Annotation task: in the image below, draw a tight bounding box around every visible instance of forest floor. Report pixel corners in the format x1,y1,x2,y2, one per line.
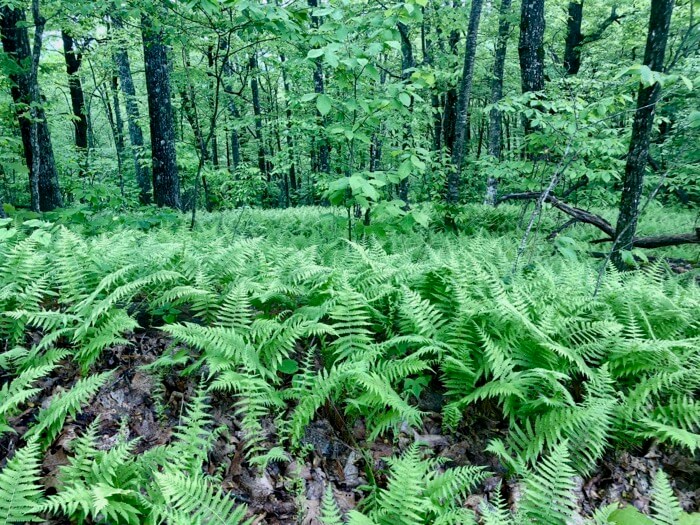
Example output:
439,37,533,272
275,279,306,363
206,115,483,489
2,327,698,524
1,205,699,524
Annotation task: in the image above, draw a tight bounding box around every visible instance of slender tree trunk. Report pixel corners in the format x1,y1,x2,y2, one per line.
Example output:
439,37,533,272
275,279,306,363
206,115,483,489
249,54,268,184
446,0,483,204
519,0,546,137
112,17,151,203
485,0,513,205
442,26,460,153
563,1,583,75
222,53,242,172
611,0,674,270
397,21,415,208
141,12,179,209
206,46,219,167
280,54,297,199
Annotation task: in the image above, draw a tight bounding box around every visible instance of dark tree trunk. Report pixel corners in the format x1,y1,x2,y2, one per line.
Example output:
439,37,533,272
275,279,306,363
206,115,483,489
0,4,62,211
612,0,674,270
141,13,179,209
485,0,513,205
113,17,151,204
446,0,483,204
563,2,583,75
519,0,546,136
61,31,89,151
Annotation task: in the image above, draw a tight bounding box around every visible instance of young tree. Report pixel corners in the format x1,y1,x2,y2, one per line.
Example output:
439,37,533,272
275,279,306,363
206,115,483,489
141,11,180,209
611,0,674,269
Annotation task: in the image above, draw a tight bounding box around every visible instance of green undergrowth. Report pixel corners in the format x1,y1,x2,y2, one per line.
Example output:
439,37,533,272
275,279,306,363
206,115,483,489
0,206,698,524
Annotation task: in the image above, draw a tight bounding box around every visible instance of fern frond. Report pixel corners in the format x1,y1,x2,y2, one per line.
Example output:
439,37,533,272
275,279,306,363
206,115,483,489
0,440,44,523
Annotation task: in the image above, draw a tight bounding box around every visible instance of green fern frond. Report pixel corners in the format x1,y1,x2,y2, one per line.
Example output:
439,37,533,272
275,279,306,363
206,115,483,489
0,440,44,524
155,472,250,525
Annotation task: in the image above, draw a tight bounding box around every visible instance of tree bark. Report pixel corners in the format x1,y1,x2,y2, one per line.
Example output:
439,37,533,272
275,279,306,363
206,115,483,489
611,0,674,269
446,0,483,204
0,4,62,211
141,12,179,209
485,0,513,205
61,31,89,151
518,0,545,137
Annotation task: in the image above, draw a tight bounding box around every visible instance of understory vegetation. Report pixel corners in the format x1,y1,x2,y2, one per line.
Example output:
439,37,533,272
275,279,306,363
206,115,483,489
1,207,698,524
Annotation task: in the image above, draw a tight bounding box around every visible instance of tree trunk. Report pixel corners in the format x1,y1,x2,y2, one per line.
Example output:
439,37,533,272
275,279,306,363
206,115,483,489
206,46,219,167
0,4,62,211
611,0,674,270
249,54,268,183
485,0,513,205
61,31,89,152
563,1,583,75
141,12,179,209
446,0,483,204
518,0,546,137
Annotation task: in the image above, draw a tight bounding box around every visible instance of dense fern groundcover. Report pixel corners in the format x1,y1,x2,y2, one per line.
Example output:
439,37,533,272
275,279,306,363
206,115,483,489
0,207,698,524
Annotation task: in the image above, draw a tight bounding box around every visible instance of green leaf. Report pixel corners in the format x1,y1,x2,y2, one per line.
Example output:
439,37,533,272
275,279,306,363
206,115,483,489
279,359,299,375
640,66,654,87
300,93,318,102
317,94,332,116
307,48,324,59
398,159,412,180
398,92,411,107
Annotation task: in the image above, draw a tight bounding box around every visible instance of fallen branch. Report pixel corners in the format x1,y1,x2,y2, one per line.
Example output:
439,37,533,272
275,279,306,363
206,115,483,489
592,229,700,248
498,192,700,249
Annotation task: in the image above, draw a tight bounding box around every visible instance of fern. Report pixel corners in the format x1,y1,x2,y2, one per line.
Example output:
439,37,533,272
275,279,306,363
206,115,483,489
0,440,44,524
